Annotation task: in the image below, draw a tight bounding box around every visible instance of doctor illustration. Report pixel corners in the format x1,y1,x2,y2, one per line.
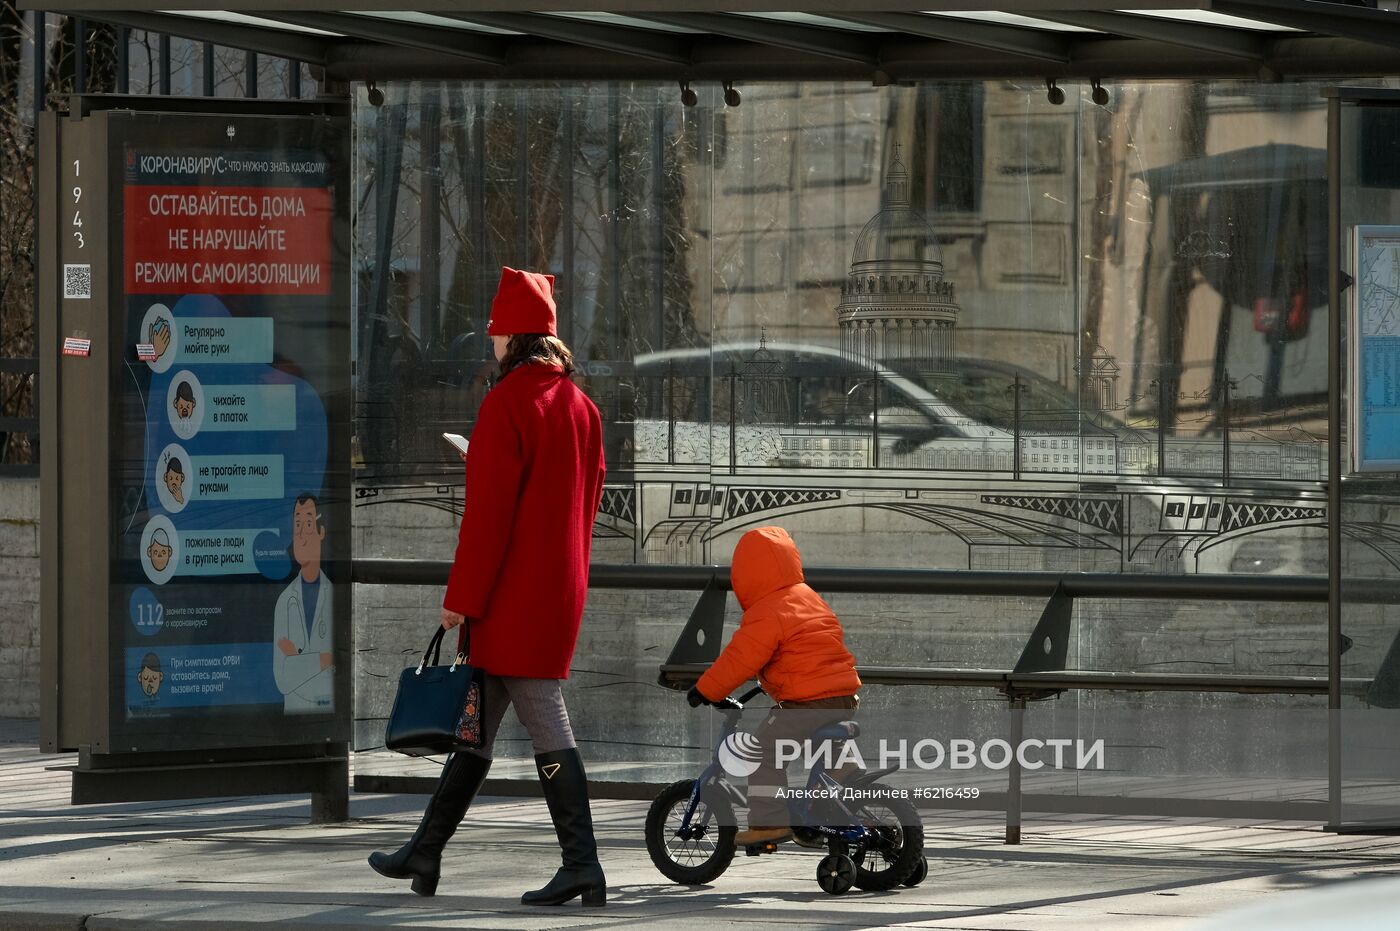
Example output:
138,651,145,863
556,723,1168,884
272,493,334,714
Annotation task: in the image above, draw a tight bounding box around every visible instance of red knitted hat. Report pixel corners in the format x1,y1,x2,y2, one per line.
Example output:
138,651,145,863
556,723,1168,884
488,266,557,337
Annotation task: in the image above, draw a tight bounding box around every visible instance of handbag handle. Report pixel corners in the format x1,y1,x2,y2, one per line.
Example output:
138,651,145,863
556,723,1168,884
416,623,471,675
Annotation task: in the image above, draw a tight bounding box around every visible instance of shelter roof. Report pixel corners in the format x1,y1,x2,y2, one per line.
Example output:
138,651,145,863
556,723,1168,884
22,1,1400,82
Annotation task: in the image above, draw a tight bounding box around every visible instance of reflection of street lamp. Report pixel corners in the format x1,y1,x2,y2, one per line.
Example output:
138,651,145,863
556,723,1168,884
845,377,880,469
666,360,676,466
1218,370,1239,486
1006,374,1026,480
1149,377,1167,477
727,363,738,476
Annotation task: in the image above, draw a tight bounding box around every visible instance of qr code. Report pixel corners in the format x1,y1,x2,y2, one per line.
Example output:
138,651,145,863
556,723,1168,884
63,264,92,300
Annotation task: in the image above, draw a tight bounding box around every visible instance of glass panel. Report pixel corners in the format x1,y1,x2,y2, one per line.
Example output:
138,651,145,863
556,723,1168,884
125,30,159,96
1,12,38,466
1338,98,1400,829
350,80,1341,802
211,44,244,97
166,37,201,97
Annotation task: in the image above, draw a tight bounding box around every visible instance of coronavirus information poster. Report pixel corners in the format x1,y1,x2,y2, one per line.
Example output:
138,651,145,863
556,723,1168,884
103,112,350,751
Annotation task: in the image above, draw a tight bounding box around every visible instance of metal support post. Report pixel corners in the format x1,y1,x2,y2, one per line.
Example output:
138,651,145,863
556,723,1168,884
1326,91,1343,831
1006,696,1026,844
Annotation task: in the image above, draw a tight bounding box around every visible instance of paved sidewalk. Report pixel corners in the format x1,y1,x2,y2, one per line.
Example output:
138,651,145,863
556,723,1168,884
4,719,1400,930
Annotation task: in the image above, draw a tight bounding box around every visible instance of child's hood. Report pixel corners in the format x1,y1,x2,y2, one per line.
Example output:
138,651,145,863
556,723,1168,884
730,526,804,610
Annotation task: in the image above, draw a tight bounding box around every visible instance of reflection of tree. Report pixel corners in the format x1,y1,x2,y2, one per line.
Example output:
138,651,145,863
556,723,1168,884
0,9,121,465
0,9,105,464
355,84,706,482
1136,84,1208,437
46,16,119,98
0,0,32,463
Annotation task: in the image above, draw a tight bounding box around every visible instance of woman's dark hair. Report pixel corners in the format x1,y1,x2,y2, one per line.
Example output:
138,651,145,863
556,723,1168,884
498,334,575,378
175,381,195,404
165,457,184,476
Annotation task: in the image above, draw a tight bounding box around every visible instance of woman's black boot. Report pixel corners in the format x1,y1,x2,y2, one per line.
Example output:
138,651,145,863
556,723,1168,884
368,752,491,896
521,748,607,907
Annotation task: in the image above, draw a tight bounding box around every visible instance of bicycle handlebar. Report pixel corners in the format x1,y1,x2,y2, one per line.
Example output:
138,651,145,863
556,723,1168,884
736,685,766,704
708,684,766,712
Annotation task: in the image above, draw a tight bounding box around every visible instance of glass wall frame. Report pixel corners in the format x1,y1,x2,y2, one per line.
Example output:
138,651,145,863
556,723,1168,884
351,79,1359,804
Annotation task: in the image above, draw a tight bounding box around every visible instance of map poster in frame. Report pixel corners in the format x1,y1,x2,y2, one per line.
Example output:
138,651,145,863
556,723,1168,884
1350,225,1400,473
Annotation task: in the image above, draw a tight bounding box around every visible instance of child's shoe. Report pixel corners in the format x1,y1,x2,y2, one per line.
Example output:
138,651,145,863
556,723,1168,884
736,826,793,845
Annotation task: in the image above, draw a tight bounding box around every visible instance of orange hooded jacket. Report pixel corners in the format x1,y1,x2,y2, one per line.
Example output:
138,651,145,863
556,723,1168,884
696,526,862,704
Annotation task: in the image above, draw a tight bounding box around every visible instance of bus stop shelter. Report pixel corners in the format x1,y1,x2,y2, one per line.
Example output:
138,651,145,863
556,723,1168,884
20,0,1400,838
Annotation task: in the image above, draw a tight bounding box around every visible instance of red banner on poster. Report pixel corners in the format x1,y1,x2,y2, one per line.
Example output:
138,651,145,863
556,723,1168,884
124,185,332,296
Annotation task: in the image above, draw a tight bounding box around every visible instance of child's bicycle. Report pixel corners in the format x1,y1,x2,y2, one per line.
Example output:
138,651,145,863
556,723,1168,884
645,685,928,896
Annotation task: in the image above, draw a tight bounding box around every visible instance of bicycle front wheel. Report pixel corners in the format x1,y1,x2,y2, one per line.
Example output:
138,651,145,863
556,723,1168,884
645,779,738,885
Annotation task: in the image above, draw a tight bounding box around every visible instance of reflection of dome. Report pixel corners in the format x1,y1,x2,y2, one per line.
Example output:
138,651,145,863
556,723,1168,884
849,157,944,269
837,149,960,372
850,205,943,267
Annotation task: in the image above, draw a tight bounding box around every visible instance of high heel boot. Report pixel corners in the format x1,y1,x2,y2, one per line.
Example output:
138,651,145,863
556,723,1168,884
520,748,606,907
368,752,491,896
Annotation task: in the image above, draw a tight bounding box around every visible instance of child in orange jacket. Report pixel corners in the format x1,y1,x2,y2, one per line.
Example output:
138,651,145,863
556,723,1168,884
688,525,861,845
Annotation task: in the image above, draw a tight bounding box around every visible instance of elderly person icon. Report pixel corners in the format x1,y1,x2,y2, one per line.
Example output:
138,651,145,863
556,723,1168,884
147,528,173,574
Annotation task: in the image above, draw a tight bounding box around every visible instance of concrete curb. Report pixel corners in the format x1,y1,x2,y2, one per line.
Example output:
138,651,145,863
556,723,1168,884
0,913,88,931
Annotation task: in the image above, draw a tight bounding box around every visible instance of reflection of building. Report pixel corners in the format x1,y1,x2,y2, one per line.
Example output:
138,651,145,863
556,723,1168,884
736,334,790,423
1078,342,1122,412
837,151,960,373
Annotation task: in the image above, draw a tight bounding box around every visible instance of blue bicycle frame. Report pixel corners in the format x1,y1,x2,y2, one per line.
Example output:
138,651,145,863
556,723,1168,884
675,686,895,848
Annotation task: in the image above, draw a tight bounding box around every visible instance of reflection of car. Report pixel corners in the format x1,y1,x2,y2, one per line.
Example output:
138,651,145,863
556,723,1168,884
626,341,1140,477
615,341,1333,584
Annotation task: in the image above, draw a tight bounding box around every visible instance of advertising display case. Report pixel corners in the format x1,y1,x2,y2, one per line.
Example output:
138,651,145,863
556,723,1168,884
39,98,352,814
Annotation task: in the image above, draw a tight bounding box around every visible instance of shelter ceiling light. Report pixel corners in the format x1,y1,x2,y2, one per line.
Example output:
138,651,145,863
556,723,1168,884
1091,78,1110,106
723,80,741,107
366,80,385,107
679,80,697,107
1045,77,1065,106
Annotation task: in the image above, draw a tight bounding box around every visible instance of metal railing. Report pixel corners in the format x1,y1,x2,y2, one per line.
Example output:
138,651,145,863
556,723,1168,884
352,559,1376,841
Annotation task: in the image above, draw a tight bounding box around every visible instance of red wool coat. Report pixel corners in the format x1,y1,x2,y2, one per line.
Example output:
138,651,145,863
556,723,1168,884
444,364,605,678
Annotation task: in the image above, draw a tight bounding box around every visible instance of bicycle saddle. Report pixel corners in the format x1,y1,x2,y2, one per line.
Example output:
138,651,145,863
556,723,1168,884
811,720,860,742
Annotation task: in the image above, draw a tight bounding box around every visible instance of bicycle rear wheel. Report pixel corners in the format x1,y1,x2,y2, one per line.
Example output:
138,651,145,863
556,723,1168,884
850,788,924,891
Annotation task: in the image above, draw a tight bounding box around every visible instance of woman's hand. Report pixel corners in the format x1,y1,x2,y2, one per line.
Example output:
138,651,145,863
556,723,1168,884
441,607,467,630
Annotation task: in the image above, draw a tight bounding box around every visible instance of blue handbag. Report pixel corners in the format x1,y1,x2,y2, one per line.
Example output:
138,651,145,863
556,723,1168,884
384,625,485,756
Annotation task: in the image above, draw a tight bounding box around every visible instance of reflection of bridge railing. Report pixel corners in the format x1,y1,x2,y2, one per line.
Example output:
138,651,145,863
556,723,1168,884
353,560,1386,842
625,415,1325,480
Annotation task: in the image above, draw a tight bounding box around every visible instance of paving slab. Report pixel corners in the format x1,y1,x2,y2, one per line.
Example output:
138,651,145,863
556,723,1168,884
4,719,1400,930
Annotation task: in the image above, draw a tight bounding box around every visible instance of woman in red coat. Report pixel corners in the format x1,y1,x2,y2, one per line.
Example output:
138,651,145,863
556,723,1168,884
369,267,607,907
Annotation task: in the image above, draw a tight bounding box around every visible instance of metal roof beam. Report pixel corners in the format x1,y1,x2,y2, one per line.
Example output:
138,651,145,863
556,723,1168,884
320,34,1400,82
827,12,1069,63
23,2,1198,11
1032,10,1265,59
55,9,331,63
1210,0,1400,51
627,12,880,66
438,11,690,65
254,12,505,66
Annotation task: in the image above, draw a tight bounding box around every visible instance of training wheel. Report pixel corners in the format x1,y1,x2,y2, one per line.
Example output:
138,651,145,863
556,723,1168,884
817,853,856,896
901,854,928,888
